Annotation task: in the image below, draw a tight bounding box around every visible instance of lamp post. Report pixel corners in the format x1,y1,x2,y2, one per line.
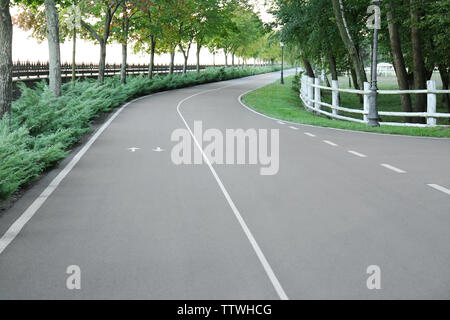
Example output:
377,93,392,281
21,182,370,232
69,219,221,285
367,0,381,127
280,41,284,84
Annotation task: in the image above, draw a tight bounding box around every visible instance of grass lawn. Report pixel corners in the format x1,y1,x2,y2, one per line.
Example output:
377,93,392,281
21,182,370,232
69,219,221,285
242,75,450,138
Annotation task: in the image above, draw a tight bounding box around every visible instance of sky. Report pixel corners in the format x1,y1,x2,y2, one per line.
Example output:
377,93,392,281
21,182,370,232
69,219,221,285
11,1,274,65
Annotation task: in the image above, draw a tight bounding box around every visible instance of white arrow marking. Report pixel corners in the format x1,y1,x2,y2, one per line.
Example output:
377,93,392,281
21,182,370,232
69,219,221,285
127,147,140,152
152,147,165,152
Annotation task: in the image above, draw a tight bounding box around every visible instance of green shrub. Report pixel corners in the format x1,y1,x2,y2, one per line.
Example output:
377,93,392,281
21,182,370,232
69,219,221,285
0,66,280,201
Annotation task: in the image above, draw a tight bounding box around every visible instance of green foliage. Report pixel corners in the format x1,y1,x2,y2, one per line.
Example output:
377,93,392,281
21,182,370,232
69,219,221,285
0,66,280,202
291,72,302,92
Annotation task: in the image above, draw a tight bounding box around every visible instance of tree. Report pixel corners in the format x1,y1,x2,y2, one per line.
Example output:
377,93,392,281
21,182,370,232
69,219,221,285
131,0,162,78
0,0,12,120
110,0,137,84
15,0,64,96
62,1,81,86
79,0,123,84
330,0,367,91
385,0,412,117
44,0,62,96
409,0,427,119
192,0,223,72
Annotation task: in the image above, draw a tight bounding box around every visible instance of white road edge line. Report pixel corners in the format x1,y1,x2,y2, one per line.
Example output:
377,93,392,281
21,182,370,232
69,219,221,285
289,126,299,130
427,184,450,195
304,132,316,137
176,85,289,301
348,150,367,158
0,93,152,255
323,140,338,147
380,164,407,174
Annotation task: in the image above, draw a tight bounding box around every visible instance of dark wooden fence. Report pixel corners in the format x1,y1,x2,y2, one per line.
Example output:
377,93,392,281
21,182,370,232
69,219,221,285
12,61,266,81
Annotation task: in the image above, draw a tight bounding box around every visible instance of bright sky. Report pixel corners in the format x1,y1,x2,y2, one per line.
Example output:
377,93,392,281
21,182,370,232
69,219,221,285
11,1,274,65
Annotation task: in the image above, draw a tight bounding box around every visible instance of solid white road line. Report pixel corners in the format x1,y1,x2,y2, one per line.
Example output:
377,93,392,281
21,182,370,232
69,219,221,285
0,94,151,255
427,184,450,195
380,164,407,174
304,132,316,137
348,150,367,158
177,85,289,301
289,126,299,130
323,140,338,147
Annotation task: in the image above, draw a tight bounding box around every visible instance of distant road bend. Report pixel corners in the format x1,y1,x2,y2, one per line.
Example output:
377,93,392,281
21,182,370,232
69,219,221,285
0,70,449,299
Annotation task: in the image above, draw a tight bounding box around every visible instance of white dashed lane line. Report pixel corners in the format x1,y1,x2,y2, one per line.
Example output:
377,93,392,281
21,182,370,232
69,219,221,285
304,132,316,137
277,121,285,125
380,164,407,174
348,150,367,158
427,184,450,195
323,140,338,147
289,126,299,130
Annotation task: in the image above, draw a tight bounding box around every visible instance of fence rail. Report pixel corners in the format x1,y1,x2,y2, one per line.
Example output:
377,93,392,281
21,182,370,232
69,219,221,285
299,74,450,127
12,61,265,81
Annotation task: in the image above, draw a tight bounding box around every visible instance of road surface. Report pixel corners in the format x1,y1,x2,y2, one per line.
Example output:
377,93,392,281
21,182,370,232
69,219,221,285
0,70,449,299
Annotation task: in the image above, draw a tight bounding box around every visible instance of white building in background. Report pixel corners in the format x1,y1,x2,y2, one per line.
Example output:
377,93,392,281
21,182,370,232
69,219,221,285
365,62,397,77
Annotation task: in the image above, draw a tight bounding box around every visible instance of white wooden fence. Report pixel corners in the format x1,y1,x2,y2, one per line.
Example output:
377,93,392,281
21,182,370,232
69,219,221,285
299,74,450,127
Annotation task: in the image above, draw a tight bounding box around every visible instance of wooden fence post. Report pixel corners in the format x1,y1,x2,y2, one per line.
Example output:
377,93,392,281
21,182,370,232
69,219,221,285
314,78,321,113
307,77,314,109
332,80,339,117
427,80,437,126
363,82,370,123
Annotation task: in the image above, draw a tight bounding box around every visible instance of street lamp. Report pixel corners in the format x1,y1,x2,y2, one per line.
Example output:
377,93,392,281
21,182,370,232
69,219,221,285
280,41,284,85
367,0,381,127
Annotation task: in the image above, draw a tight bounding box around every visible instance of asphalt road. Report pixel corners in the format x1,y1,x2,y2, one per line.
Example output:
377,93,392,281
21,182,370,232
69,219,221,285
0,70,449,299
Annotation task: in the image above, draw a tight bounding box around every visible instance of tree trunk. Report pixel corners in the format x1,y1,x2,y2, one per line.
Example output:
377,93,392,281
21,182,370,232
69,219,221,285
331,0,367,89
169,49,175,75
232,53,235,66
183,55,188,74
350,65,363,104
439,66,450,117
196,45,201,73
328,54,340,104
350,67,359,89
328,54,338,81
72,26,76,86
179,45,187,74
120,43,127,84
224,49,228,66
0,0,12,120
409,0,427,121
386,0,413,121
120,15,129,85
98,9,113,84
302,58,314,77
98,41,106,84
44,0,62,97
148,37,155,79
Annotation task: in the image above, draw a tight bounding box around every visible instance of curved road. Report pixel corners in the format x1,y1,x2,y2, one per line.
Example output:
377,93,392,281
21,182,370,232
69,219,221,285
0,71,449,299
